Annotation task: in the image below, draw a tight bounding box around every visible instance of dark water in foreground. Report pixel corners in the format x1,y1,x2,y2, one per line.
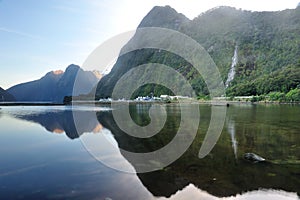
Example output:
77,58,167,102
0,104,299,200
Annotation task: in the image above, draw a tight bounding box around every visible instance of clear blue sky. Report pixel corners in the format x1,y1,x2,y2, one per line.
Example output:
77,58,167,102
0,0,299,89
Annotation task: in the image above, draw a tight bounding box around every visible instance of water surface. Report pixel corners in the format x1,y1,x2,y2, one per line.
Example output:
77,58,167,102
0,104,299,199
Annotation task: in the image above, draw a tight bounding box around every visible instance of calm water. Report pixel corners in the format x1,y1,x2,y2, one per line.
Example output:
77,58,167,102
0,104,299,200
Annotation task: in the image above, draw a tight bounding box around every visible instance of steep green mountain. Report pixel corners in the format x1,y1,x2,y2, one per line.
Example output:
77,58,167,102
96,6,300,98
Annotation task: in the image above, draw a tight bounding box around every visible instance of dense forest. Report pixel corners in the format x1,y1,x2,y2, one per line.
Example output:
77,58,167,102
95,6,300,101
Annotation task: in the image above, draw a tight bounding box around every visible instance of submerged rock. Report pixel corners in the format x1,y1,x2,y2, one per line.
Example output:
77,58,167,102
244,153,266,163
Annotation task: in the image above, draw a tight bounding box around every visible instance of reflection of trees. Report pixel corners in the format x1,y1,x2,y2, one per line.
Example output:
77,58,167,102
97,104,300,198
98,104,182,153
7,104,299,198
13,110,101,139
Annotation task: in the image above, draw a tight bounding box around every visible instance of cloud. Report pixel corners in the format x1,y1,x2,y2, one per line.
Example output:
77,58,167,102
0,164,47,177
0,27,42,40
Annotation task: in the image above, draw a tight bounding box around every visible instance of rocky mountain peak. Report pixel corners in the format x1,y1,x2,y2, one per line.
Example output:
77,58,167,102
138,5,189,29
52,70,64,75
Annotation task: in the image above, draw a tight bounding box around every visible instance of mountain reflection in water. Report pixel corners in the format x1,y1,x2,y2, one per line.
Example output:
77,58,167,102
8,106,106,139
2,104,299,199
96,104,300,198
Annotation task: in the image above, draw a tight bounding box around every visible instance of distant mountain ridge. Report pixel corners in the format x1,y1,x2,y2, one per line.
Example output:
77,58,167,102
8,64,100,103
96,5,300,98
0,87,15,101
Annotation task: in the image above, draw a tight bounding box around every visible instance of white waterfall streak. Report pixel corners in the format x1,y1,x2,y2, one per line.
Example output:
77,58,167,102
225,45,238,88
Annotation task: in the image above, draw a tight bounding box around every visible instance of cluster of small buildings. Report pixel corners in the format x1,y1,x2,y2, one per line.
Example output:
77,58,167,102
135,95,190,101
98,95,191,102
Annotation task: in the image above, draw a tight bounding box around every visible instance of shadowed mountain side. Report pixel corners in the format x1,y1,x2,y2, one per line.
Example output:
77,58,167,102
8,64,100,103
13,110,102,139
0,87,15,101
96,104,300,198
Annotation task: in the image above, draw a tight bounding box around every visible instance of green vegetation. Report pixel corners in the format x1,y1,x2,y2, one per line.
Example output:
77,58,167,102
268,92,286,102
131,83,174,99
243,88,300,103
226,67,300,98
286,88,300,101
96,6,300,102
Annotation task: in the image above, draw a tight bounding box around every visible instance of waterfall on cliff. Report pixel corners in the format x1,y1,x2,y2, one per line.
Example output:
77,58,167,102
225,45,238,88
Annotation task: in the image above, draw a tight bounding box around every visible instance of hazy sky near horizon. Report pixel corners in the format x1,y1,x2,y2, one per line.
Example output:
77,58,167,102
0,0,299,89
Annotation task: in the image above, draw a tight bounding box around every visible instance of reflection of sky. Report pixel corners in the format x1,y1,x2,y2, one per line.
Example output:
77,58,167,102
0,114,154,199
156,184,298,200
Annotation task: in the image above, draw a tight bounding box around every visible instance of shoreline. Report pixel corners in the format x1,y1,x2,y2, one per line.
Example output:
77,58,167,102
0,100,299,107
